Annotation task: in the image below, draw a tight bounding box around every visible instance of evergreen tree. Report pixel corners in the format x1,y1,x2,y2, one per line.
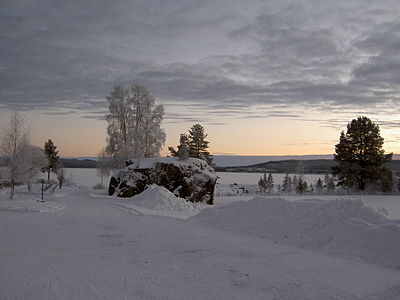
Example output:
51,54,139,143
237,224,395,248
324,174,331,188
43,139,59,181
282,173,292,192
188,123,212,164
292,175,299,190
332,117,392,191
326,176,336,192
296,176,308,194
169,134,189,160
265,173,274,193
176,134,189,160
258,173,267,193
316,178,323,193
377,167,394,193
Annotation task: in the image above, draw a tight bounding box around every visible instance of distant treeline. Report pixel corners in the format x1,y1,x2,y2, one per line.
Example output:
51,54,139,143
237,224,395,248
214,159,400,175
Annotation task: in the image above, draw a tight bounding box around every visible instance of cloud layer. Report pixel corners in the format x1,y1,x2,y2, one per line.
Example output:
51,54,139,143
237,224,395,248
1,0,400,124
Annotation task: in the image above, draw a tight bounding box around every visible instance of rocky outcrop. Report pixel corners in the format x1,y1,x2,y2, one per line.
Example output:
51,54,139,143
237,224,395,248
109,157,217,204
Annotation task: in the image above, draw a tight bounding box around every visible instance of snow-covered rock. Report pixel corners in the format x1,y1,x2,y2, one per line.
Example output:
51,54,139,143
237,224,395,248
109,157,217,204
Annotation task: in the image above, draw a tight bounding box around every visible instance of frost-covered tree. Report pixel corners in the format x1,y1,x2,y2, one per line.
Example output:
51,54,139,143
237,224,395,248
20,145,46,192
282,173,292,192
292,175,299,190
265,173,274,194
258,173,267,193
296,176,308,194
169,134,190,161
316,178,323,193
105,86,132,165
188,124,212,164
43,139,59,181
332,116,392,191
97,148,112,187
378,168,394,193
324,175,336,192
105,85,165,166
56,168,66,189
176,134,189,160
0,112,30,199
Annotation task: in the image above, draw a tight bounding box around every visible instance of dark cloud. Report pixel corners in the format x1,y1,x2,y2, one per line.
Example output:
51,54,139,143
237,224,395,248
1,0,400,122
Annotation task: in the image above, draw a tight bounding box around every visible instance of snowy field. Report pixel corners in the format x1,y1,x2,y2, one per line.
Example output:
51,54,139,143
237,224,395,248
0,170,400,299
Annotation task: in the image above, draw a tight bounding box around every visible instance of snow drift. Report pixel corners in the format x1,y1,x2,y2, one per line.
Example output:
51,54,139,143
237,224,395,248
192,197,400,268
117,184,207,219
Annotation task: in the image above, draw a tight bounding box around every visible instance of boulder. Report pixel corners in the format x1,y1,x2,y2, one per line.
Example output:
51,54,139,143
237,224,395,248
109,157,217,204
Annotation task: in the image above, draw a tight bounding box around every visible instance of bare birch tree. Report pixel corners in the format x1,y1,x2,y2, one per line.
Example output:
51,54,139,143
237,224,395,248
0,112,30,199
105,84,165,166
97,148,112,187
20,145,46,192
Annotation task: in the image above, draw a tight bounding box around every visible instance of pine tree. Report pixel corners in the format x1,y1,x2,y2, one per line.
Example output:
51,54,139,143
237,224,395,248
326,176,336,192
258,173,267,193
176,134,189,160
282,173,292,192
378,168,394,193
169,134,189,160
265,173,274,193
43,139,59,181
332,116,392,191
292,175,299,190
316,178,323,193
296,176,308,194
188,124,212,164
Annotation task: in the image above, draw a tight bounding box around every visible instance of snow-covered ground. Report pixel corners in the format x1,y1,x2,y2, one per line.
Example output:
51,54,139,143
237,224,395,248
1,179,400,299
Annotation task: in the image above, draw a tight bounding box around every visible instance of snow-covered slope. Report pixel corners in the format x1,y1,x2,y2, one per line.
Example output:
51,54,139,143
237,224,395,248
192,196,400,268
1,184,400,299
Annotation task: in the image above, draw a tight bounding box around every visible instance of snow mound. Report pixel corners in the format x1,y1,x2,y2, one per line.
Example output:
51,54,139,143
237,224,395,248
192,197,400,268
116,184,207,219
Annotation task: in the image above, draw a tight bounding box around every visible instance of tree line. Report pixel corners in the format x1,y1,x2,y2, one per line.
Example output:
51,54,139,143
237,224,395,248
258,173,336,194
1,84,396,197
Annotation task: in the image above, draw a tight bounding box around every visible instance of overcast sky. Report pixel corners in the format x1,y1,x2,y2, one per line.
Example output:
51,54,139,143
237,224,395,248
1,0,400,156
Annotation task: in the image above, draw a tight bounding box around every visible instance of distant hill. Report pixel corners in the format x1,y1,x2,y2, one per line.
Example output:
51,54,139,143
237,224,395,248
60,158,97,168
214,159,400,175
212,154,400,167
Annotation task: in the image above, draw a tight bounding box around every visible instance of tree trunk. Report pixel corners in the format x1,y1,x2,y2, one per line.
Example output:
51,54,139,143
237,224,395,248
10,180,15,199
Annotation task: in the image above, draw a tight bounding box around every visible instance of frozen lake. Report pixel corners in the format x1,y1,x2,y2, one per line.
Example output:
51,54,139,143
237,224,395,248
62,168,325,188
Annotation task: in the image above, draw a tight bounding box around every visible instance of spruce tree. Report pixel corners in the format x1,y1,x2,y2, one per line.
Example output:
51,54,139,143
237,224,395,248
332,116,392,191
316,178,323,193
296,176,307,194
43,139,59,181
282,173,292,192
258,173,267,193
265,173,274,193
176,134,189,160
188,124,212,164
